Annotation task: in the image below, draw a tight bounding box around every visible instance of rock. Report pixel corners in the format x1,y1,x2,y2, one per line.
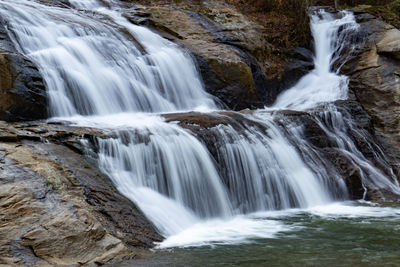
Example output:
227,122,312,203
21,208,131,265
279,47,315,93
376,28,400,60
0,122,162,266
323,150,365,199
0,25,47,122
341,12,400,175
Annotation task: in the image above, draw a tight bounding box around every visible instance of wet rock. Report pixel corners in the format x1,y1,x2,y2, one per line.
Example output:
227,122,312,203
0,25,47,121
279,47,315,93
341,12,400,175
324,150,365,199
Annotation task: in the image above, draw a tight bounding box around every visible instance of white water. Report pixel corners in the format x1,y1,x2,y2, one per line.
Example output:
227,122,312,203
1,0,399,248
273,11,359,110
210,121,333,212
316,107,400,196
0,0,215,117
160,201,400,248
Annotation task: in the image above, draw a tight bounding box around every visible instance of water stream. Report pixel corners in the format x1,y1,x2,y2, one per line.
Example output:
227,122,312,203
1,0,399,258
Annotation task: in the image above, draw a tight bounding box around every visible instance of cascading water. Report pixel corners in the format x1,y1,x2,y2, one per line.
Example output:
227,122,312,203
269,10,400,198
273,10,358,110
0,0,215,116
315,106,400,197
1,0,399,248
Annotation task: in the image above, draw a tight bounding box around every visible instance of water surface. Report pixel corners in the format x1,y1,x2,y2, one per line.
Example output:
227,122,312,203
127,202,400,266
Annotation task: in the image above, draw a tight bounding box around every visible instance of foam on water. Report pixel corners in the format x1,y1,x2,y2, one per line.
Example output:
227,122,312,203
158,215,289,248
308,202,400,218
158,201,400,248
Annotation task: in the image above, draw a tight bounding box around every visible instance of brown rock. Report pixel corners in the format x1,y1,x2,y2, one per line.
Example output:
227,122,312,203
0,122,163,266
342,13,400,175
21,208,131,265
376,28,400,60
125,5,264,109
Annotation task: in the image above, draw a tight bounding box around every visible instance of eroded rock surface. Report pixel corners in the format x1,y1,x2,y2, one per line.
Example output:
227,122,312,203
0,122,162,266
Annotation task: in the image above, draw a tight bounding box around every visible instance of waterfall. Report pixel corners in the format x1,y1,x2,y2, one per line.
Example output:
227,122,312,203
273,11,359,110
1,0,399,247
0,0,216,117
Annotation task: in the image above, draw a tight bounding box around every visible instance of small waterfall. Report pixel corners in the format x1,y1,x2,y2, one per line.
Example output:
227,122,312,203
207,119,334,212
315,106,400,197
0,0,215,117
1,0,399,247
273,11,359,110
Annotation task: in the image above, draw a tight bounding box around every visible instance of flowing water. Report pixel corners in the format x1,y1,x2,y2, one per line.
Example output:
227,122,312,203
1,0,399,265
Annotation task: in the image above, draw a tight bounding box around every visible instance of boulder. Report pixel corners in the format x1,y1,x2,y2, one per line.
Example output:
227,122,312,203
0,25,47,121
279,47,315,94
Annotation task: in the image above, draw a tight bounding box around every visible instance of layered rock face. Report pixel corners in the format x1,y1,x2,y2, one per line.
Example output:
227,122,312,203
0,123,162,266
342,10,400,174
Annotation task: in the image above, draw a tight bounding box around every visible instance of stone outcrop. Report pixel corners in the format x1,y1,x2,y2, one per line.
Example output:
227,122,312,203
342,11,400,175
377,28,400,60
0,122,162,266
0,26,48,121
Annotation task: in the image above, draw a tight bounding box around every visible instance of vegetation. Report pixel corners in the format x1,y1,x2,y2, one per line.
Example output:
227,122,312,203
339,0,394,5
227,0,399,50
361,0,400,28
337,0,400,29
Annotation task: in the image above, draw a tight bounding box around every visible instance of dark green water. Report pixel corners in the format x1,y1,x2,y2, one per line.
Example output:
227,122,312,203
117,202,400,266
